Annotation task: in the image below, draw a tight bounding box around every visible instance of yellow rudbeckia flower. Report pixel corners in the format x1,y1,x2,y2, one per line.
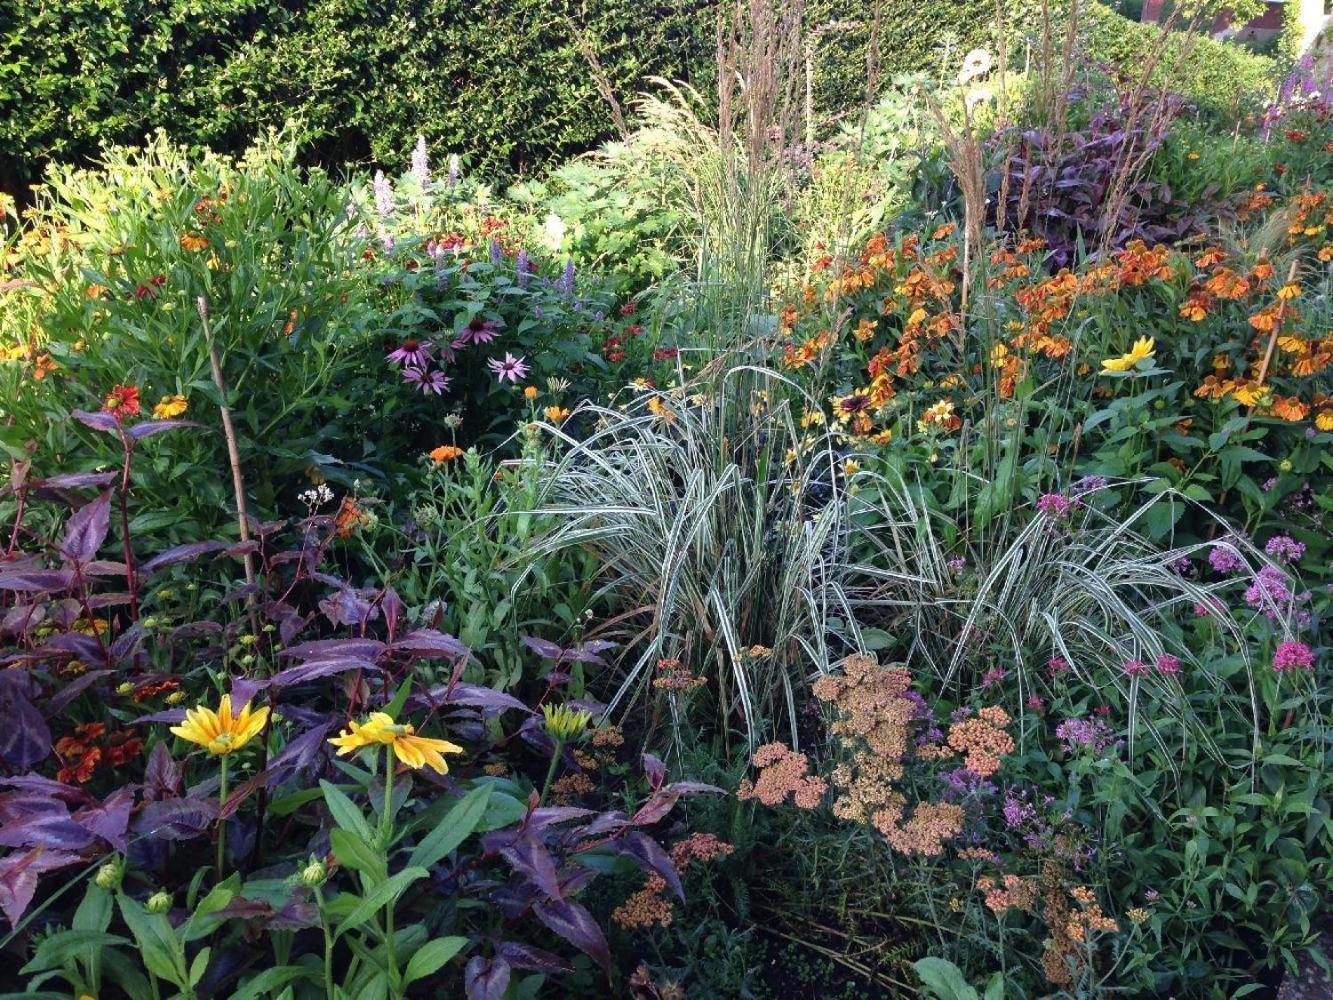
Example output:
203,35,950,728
1100,336,1155,373
329,712,463,774
170,695,269,755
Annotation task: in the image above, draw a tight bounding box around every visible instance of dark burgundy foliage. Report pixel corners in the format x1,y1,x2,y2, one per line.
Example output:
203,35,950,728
989,86,1211,268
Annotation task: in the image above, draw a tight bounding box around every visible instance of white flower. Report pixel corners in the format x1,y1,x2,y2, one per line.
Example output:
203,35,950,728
543,212,567,252
957,48,993,84
965,85,995,110
298,484,334,510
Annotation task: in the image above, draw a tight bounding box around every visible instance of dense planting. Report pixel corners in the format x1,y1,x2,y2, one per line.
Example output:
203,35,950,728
0,3,1329,997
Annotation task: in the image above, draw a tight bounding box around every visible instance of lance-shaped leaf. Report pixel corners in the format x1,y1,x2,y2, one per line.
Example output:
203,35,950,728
0,569,75,593
496,940,572,974
71,410,124,434
0,673,50,769
268,656,379,689
126,419,192,440
0,847,82,928
532,898,610,971
617,831,684,901
392,628,470,661
141,541,228,574
464,956,511,1000
59,491,112,564
280,638,386,661
499,835,563,901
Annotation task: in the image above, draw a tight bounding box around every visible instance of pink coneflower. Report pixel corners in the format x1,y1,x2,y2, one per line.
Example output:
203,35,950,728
453,316,502,349
1155,654,1181,676
387,339,435,368
1123,659,1149,678
1272,640,1314,674
402,366,451,395
487,353,529,384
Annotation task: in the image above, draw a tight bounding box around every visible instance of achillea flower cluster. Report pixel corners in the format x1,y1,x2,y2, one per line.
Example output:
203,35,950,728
945,706,1014,778
612,834,734,930
978,872,1038,914
652,658,706,693
872,795,965,856
736,743,826,808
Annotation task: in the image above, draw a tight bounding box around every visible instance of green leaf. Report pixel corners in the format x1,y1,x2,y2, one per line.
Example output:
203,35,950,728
321,779,374,840
231,964,315,1000
117,895,188,986
21,930,130,974
333,867,428,938
189,946,211,988
407,783,492,870
913,957,978,1000
403,936,468,986
331,827,388,882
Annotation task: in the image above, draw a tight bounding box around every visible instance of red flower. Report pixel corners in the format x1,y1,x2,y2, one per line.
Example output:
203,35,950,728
102,384,141,420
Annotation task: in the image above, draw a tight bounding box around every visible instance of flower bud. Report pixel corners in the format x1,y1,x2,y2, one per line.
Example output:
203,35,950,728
166,690,186,706
146,890,172,914
239,634,257,647
1279,459,1293,473
116,681,135,696
95,858,124,891
240,654,255,667
299,858,329,887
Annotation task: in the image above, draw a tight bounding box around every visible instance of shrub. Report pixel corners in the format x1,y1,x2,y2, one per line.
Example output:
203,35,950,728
1080,1,1279,118
0,135,381,542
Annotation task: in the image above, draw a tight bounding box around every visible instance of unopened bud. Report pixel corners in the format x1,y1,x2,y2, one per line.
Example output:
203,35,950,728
95,858,124,890
146,890,172,914
299,859,328,887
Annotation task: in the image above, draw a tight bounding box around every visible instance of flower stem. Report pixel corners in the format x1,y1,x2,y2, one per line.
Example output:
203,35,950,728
380,750,395,847
216,756,229,882
315,885,334,996
539,739,564,806
381,749,399,992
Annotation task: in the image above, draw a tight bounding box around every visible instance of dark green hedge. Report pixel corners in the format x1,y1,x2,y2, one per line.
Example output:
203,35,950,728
0,0,1276,197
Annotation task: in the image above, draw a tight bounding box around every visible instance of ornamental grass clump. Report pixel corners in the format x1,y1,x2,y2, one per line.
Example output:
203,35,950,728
528,363,850,750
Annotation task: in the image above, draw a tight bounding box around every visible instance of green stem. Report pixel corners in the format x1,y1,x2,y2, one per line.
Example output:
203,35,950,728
380,751,395,847
381,749,399,992
315,885,335,997
216,756,229,882
539,739,565,806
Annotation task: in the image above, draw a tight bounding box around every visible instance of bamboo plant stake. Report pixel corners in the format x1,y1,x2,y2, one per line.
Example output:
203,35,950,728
197,296,258,594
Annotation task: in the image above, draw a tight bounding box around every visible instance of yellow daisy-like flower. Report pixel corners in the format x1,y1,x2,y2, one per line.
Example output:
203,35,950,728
1100,336,1155,373
328,712,463,774
152,394,188,419
170,695,269,755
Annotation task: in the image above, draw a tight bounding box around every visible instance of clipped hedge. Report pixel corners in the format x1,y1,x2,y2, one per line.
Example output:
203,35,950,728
1081,1,1278,117
0,0,1279,197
